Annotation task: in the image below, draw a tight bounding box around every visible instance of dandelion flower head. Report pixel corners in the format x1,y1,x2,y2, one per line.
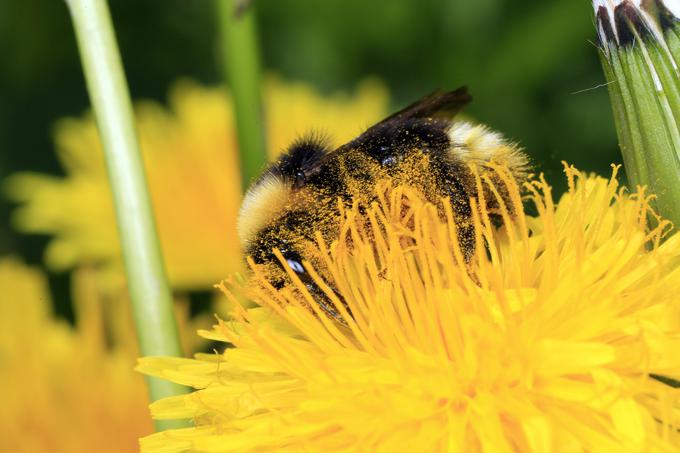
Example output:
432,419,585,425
0,258,152,452
139,165,680,451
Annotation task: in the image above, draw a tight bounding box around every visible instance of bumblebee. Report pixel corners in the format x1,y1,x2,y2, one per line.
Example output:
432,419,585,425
237,88,529,317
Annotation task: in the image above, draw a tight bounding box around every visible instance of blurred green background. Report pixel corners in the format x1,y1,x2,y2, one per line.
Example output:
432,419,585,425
0,0,616,299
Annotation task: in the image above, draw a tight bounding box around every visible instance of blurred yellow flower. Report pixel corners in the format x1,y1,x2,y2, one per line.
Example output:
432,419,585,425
0,258,151,452
139,166,680,451
5,76,389,290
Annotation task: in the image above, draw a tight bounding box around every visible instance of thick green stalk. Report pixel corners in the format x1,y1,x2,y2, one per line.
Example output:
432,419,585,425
217,0,268,191
65,0,187,431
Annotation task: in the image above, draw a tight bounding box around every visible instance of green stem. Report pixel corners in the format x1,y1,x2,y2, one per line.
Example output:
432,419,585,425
217,0,268,191
65,0,187,431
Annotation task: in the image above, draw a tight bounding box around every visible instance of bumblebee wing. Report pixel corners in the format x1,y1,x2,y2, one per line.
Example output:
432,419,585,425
333,87,471,166
336,87,472,156
367,87,471,129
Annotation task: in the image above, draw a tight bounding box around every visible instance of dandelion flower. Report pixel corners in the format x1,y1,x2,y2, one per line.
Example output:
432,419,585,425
0,258,152,452
139,165,680,451
5,77,389,290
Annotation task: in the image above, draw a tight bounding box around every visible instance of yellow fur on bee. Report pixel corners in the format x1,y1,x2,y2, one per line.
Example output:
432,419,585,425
238,175,292,247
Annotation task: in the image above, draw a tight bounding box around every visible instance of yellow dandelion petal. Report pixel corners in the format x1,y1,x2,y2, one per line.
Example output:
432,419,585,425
139,165,680,451
5,77,389,290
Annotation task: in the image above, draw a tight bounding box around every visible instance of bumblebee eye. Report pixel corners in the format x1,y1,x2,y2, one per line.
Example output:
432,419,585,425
286,258,305,275
276,249,349,323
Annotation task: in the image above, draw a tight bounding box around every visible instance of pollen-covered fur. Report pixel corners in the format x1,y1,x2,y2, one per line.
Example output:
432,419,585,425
237,87,530,320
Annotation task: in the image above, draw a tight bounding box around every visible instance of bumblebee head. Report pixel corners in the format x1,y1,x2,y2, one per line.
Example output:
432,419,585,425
237,134,331,249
